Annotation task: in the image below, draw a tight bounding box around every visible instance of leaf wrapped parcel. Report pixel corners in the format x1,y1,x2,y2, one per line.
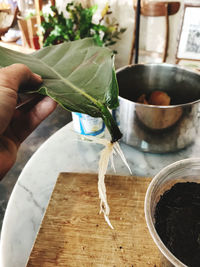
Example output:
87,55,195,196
0,38,122,142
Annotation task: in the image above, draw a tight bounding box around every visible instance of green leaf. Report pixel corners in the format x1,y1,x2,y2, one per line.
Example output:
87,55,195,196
89,4,98,14
0,38,122,142
93,34,104,47
66,18,73,29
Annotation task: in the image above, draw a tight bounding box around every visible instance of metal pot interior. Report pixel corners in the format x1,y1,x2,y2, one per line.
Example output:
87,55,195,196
117,63,200,106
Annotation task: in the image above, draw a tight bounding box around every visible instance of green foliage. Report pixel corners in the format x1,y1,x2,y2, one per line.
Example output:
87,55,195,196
0,38,122,142
41,2,126,51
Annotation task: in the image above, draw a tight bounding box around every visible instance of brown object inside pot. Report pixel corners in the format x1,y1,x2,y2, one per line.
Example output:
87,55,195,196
137,90,171,105
135,91,183,130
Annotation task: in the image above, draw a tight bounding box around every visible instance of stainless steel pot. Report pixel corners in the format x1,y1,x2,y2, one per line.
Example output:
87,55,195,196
116,63,200,153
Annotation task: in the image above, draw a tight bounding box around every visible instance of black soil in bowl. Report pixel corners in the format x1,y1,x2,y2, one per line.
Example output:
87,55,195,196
155,182,200,267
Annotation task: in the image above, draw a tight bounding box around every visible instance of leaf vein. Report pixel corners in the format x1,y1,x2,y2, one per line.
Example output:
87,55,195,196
30,52,100,106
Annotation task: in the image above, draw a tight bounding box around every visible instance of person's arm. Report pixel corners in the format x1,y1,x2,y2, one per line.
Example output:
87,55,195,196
0,63,57,179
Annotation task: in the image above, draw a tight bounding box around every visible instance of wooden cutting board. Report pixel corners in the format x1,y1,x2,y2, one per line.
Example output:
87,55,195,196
27,173,162,266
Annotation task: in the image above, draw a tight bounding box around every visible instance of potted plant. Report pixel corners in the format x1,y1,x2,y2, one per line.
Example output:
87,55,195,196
40,2,126,50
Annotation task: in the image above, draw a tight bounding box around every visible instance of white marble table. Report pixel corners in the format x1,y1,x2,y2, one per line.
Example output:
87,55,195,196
0,122,200,267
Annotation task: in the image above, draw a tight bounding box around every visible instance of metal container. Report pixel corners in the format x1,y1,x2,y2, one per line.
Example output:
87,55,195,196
145,158,200,266
116,63,200,153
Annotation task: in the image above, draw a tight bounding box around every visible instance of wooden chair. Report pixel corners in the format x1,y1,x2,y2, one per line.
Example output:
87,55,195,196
129,1,180,64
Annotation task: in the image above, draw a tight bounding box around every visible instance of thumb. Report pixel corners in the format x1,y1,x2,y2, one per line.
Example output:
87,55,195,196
0,63,42,91
0,64,42,134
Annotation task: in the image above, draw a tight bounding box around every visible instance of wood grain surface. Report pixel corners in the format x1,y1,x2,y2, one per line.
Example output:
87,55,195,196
27,173,162,266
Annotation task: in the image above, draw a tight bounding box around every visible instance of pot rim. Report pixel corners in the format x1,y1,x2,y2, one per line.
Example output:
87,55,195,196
144,157,200,267
117,63,200,109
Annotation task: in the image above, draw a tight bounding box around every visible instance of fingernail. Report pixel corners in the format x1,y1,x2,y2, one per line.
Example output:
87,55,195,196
33,73,42,82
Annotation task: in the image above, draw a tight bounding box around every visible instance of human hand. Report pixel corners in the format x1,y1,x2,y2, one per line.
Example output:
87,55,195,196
0,64,57,179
